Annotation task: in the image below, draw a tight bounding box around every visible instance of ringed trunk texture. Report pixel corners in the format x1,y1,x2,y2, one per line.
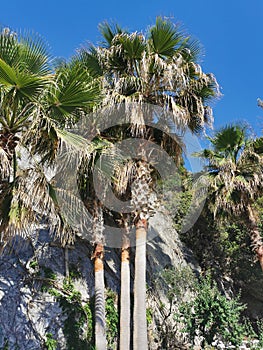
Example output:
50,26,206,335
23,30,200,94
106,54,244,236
120,242,130,350
133,219,148,350
94,243,107,350
247,206,263,272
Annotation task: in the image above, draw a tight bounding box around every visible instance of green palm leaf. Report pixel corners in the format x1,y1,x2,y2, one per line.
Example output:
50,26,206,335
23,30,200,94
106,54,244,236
0,28,19,67
98,22,125,47
0,58,48,101
15,72,48,100
78,46,103,77
0,28,51,76
0,58,17,85
208,124,247,164
46,65,100,121
149,16,184,58
56,128,91,149
252,137,263,154
182,38,203,63
118,33,146,60
18,32,51,76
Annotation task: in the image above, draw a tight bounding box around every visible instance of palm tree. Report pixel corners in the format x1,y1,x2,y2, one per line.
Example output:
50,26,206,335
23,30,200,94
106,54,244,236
0,28,110,350
0,27,100,248
77,140,117,350
196,124,263,271
0,27,53,245
80,17,219,349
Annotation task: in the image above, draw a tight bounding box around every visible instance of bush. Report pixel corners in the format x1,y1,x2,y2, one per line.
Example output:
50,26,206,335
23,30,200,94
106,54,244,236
177,274,246,347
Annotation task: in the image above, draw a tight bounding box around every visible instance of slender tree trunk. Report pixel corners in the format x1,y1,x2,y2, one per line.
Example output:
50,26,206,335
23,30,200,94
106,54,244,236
247,206,263,271
133,218,148,350
0,133,18,181
120,235,130,350
93,242,107,350
64,246,69,279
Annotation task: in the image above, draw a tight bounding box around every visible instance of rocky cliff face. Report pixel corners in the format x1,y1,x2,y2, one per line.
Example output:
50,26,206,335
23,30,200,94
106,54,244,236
1,208,261,350
0,208,199,349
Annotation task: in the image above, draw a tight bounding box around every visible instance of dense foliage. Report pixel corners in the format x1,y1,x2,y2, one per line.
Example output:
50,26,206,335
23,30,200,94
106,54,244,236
178,274,246,347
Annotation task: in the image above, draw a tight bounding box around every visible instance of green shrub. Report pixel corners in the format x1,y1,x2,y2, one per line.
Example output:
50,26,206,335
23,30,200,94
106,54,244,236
45,333,57,350
177,274,246,347
152,266,196,349
146,308,153,326
105,290,118,348
47,277,94,350
157,266,195,303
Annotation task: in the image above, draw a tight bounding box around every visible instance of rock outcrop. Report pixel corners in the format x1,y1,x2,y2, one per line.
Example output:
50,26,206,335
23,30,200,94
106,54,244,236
0,208,197,349
0,209,261,349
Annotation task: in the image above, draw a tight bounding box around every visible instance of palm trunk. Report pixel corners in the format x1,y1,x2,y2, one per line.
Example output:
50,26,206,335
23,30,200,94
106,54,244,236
247,206,263,271
0,133,18,181
93,242,107,350
120,235,130,350
133,218,148,350
64,246,69,279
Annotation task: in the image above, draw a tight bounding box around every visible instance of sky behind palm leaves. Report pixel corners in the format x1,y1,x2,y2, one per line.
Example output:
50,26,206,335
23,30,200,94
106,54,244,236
1,0,263,139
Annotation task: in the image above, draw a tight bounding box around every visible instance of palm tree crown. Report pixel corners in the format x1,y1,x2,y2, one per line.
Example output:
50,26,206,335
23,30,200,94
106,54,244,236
197,124,263,270
0,28,100,248
80,16,219,137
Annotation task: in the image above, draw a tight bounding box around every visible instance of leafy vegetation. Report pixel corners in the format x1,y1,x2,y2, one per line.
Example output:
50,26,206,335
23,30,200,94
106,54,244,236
151,266,196,349
50,278,94,350
177,274,246,347
105,290,119,348
44,333,57,350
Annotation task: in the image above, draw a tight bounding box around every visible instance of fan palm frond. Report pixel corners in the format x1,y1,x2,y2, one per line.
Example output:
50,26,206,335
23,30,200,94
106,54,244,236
148,16,184,58
98,21,125,48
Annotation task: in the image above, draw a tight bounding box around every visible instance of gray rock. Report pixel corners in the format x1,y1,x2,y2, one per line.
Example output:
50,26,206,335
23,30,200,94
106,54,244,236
0,209,260,349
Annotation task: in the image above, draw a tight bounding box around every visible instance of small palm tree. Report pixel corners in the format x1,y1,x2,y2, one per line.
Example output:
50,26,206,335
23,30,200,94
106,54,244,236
196,124,263,271
77,140,117,350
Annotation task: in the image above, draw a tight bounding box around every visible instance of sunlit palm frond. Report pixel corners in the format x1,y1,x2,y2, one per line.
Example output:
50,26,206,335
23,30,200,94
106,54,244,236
53,187,92,243
118,33,146,61
0,165,79,249
78,46,103,78
148,16,185,58
18,30,51,76
98,22,125,48
46,62,100,123
0,27,19,67
211,124,246,155
0,169,50,245
0,57,49,105
182,38,203,63
0,58,17,85
251,136,263,154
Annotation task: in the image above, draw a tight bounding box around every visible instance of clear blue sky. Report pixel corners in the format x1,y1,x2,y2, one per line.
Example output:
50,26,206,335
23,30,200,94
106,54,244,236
1,0,263,137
